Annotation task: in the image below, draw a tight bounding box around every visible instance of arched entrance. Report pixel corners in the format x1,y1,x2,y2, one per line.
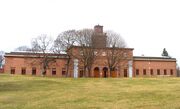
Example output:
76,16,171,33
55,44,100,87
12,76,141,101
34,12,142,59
103,67,108,78
94,67,100,77
111,68,117,78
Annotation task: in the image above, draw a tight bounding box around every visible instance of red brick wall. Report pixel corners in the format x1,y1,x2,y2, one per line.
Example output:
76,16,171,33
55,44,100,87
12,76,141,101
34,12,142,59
69,47,134,77
4,52,177,78
4,56,67,77
133,60,176,77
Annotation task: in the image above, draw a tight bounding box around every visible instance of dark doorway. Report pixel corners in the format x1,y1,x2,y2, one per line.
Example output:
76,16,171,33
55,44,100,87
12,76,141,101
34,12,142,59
103,67,108,78
79,70,84,77
21,68,26,75
124,69,128,77
94,67,100,77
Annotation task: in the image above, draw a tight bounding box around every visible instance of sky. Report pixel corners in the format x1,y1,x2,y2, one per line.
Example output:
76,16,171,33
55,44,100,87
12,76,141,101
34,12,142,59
0,0,180,64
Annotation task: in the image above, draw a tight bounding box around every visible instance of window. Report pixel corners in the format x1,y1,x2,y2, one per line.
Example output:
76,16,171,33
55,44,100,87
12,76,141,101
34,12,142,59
62,68,66,76
157,69,160,75
164,69,167,75
150,69,153,75
52,68,56,75
10,67,15,74
32,67,36,75
21,67,26,75
136,69,139,75
170,69,173,75
143,69,146,75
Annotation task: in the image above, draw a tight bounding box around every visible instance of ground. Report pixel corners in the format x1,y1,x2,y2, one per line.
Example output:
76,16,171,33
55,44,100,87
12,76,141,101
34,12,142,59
0,74,180,109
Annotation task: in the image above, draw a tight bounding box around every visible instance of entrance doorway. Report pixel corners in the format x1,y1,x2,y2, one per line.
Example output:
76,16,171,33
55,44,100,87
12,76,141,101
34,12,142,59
124,69,128,77
94,67,100,77
79,70,83,77
103,67,108,78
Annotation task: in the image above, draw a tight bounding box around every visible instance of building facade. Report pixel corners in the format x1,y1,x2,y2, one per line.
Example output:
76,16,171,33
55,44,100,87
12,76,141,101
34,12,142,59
133,56,176,77
4,52,68,77
3,25,177,77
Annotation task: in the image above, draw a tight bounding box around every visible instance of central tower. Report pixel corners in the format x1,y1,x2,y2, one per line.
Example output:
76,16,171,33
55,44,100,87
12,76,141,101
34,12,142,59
92,25,107,48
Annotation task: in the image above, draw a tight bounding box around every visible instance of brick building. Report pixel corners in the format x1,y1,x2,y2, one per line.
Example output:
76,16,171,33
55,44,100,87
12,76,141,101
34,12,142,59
4,25,177,77
133,56,176,77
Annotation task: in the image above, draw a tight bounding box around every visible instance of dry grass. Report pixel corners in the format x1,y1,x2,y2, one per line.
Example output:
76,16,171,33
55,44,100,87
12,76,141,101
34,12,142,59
0,74,180,109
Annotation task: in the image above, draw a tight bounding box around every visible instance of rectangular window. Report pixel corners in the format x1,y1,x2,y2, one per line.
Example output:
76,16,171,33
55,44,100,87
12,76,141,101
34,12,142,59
136,69,139,75
32,67,36,75
62,68,66,76
164,69,167,75
150,69,153,75
143,69,146,75
21,67,26,75
52,68,56,75
157,69,160,75
10,67,15,74
170,69,173,75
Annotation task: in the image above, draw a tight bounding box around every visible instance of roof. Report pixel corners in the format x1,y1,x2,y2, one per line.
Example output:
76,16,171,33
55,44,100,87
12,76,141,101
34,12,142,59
68,45,134,50
133,56,176,62
5,52,68,59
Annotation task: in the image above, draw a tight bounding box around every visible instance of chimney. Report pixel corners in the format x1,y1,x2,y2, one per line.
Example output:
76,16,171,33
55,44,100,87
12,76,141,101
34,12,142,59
94,25,103,33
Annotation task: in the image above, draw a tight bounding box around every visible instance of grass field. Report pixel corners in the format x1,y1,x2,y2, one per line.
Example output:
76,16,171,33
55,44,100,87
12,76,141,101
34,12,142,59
0,74,180,109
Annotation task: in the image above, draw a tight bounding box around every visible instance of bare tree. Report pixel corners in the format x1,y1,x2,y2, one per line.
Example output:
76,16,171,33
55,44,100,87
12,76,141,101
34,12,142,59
53,29,97,77
106,30,126,48
31,34,54,76
53,30,77,53
53,30,78,77
15,45,31,51
75,29,97,77
105,31,127,76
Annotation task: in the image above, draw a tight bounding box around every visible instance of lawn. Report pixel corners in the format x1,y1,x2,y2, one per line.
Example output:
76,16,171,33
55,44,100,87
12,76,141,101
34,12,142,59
0,74,180,109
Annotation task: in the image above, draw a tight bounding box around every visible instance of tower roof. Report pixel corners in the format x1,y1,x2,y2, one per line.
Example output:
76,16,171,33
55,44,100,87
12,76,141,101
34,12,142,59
94,24,103,33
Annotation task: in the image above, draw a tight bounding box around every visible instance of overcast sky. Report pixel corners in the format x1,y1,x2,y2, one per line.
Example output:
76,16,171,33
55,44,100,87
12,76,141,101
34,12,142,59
0,0,180,64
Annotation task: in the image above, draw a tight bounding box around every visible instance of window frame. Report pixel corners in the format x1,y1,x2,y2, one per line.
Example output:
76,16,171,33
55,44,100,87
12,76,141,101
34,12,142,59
10,67,15,74
136,69,139,75
157,69,160,75
143,69,146,75
52,68,56,75
164,69,167,75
